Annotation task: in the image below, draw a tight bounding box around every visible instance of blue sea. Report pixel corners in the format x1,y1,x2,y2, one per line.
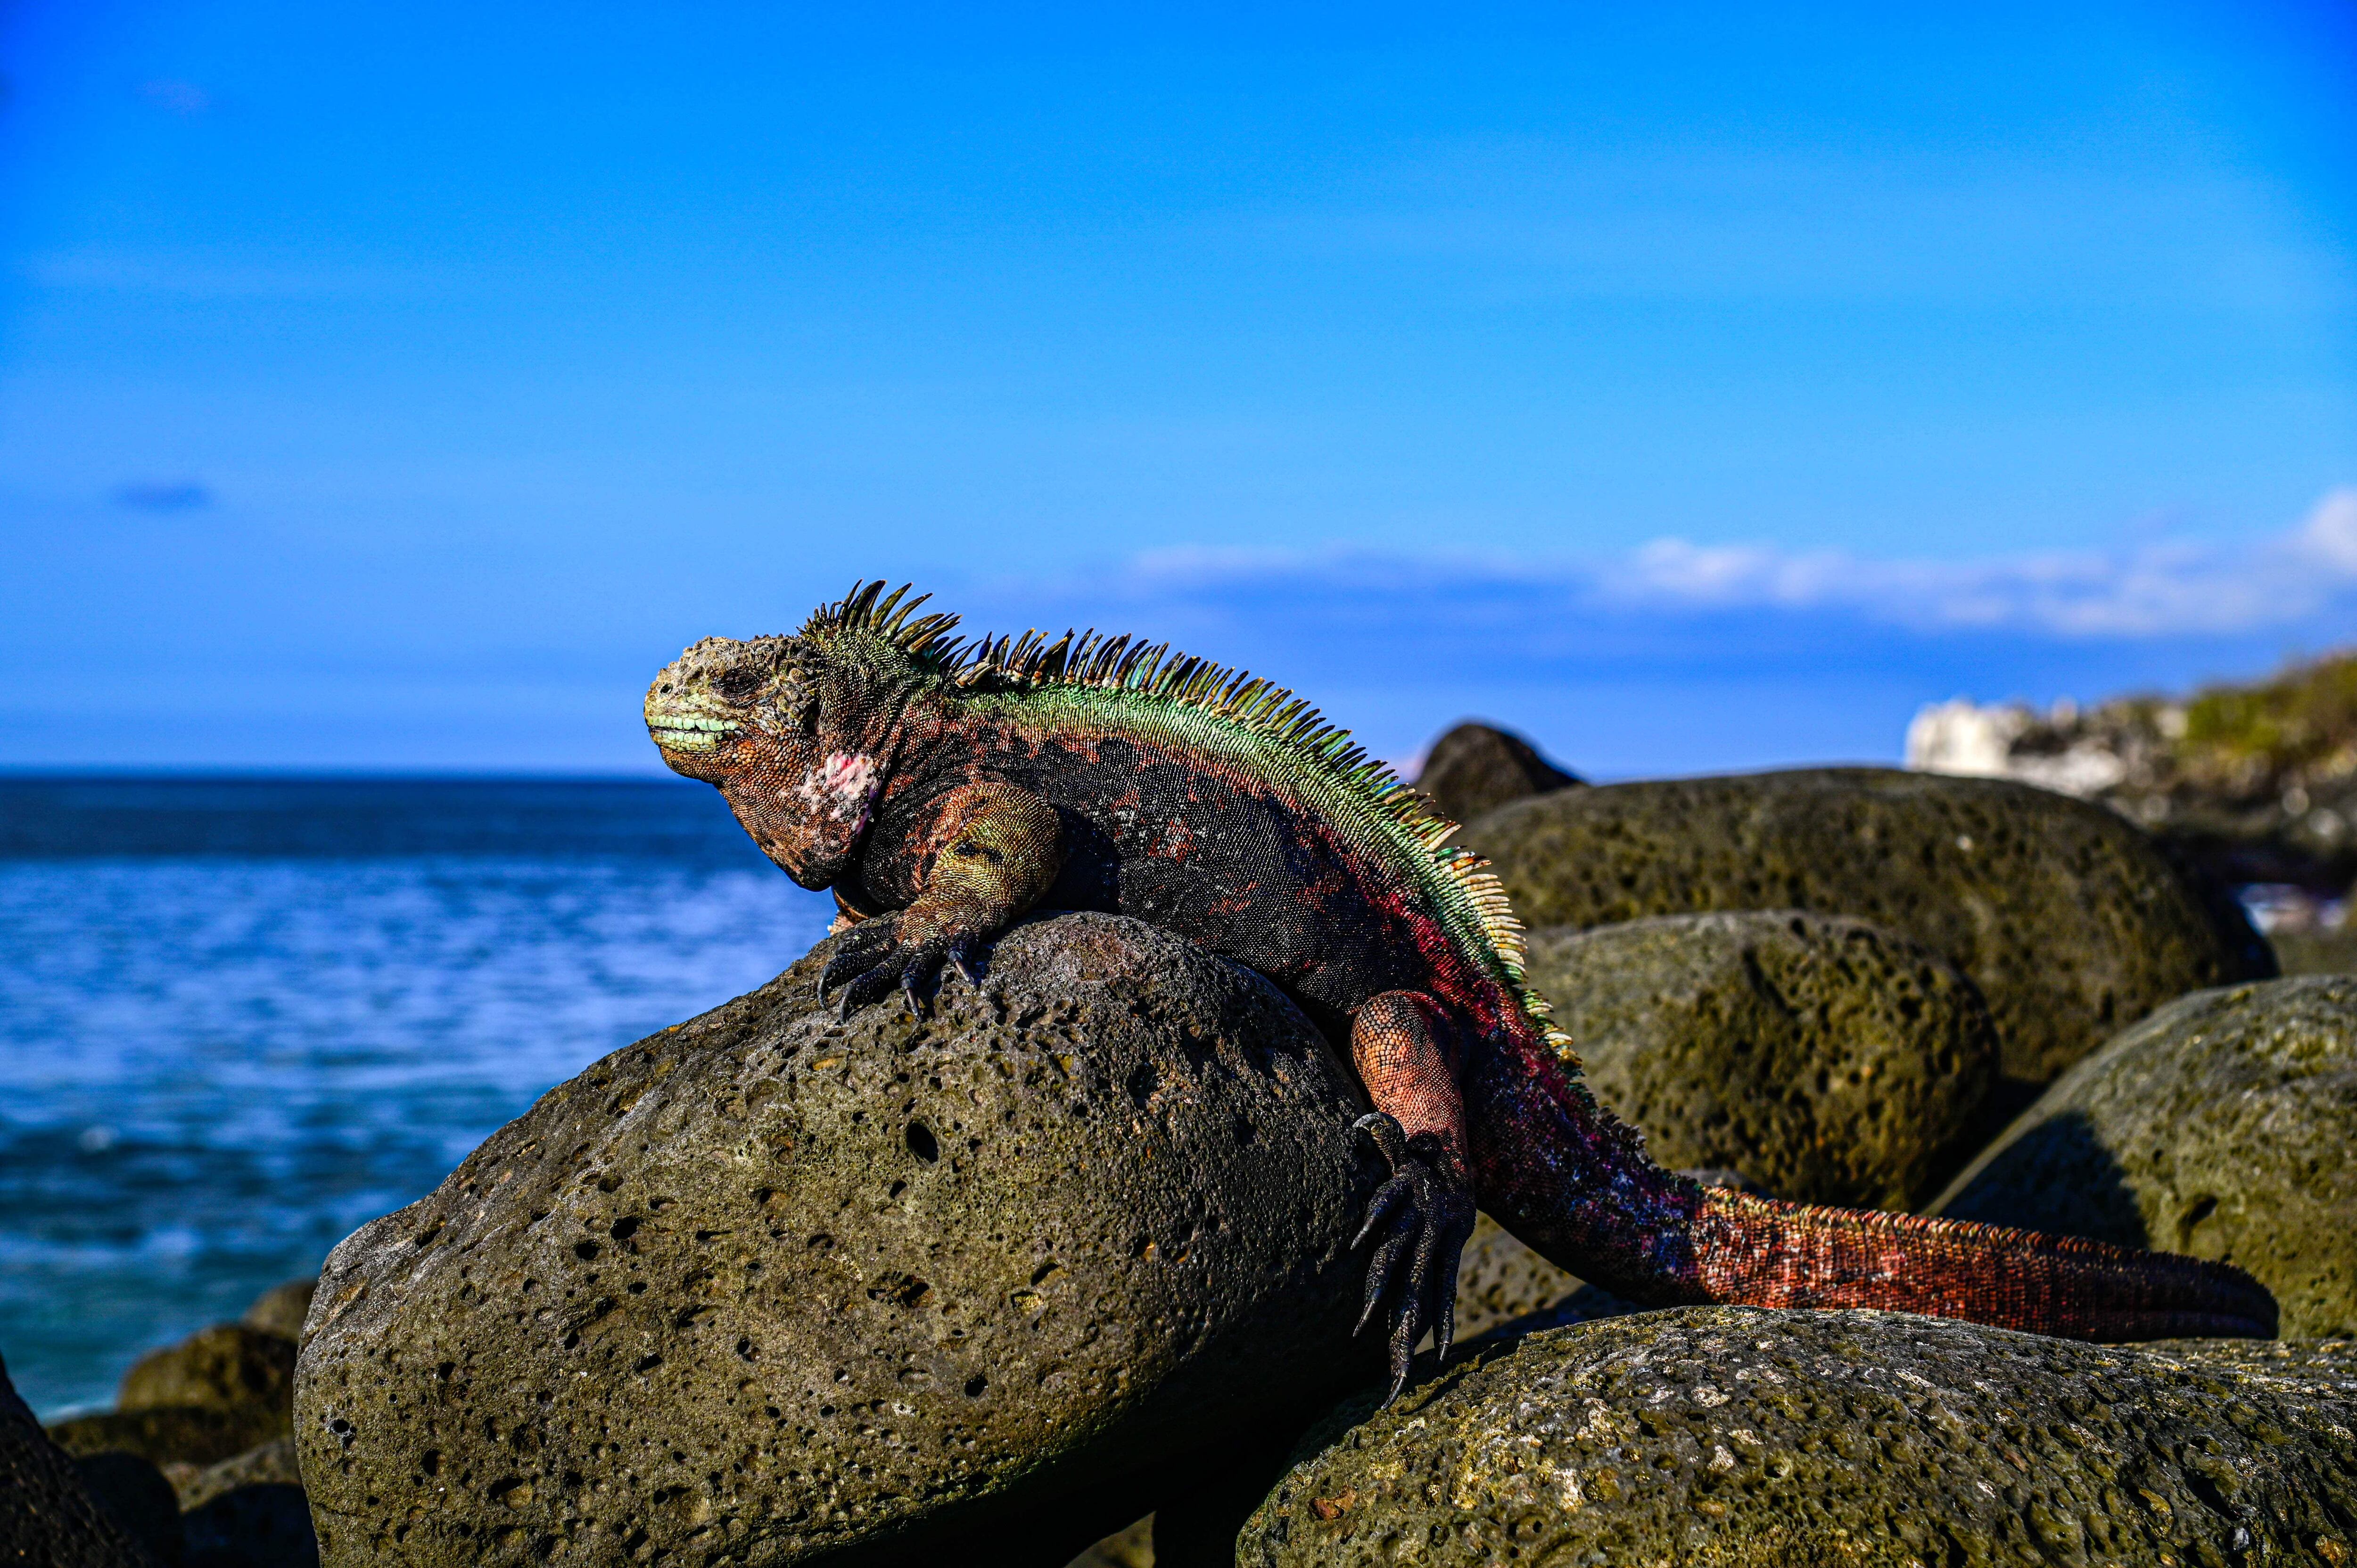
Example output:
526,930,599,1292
0,777,832,1419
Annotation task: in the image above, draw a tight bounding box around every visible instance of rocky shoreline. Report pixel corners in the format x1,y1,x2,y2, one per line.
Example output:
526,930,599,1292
1906,648,2357,897
9,738,2355,1566
14,1282,318,1567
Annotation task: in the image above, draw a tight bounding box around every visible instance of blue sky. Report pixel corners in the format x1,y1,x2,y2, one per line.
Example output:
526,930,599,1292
2,2,2353,776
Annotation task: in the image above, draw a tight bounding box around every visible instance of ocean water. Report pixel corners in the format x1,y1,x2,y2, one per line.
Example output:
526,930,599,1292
0,777,832,1418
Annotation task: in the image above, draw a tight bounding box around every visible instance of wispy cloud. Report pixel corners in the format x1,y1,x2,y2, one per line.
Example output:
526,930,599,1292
1019,488,2357,648
1608,488,2357,637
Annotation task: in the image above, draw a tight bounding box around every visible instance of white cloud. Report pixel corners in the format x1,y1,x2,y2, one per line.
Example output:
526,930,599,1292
2293,487,2357,574
1008,488,2357,649
1607,488,2357,637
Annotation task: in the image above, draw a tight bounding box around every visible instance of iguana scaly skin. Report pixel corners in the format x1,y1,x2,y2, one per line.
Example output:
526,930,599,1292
646,583,2276,1399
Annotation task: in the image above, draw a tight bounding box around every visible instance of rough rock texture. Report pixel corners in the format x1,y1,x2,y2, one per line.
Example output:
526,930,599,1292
1933,975,2357,1338
120,1323,297,1431
178,1436,304,1512
74,1450,186,1565
1413,722,1582,827
244,1280,320,1344
1460,767,2273,1087
1239,1307,2357,1567
1,1350,158,1568
1523,911,1998,1210
297,913,1385,1567
2149,1337,2357,1380
1150,1214,1642,1568
47,1404,287,1469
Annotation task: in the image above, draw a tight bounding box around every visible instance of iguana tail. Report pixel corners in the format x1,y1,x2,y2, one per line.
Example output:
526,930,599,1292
1466,1028,2277,1343
1681,1188,2276,1340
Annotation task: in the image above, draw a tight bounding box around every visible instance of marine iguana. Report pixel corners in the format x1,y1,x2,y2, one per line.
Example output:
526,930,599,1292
645,582,2275,1400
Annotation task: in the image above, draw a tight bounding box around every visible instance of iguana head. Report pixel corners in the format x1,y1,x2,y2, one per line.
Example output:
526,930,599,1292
645,583,965,888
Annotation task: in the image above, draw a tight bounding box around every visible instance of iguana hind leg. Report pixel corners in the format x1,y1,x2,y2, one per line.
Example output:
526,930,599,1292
1348,991,1476,1404
823,781,1064,1016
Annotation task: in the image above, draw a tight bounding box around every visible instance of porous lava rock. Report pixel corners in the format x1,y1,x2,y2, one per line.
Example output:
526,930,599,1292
1,1351,157,1568
1523,911,1998,1210
1237,1307,2357,1567
1414,722,1581,826
178,1435,304,1512
243,1280,320,1345
1933,974,2357,1338
296,912,1382,1567
47,1403,286,1469
120,1324,297,1431
1460,767,2272,1088
2150,1336,2357,1381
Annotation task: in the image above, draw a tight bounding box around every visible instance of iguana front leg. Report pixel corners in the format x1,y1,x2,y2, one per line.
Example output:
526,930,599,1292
821,781,1064,1017
1348,991,1477,1403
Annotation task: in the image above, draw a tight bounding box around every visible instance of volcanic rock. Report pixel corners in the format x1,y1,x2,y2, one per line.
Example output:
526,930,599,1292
243,1281,320,1345
1,1350,158,1568
1238,1307,2357,1567
1062,1516,1154,1568
1460,767,2272,1089
47,1404,285,1470
1907,649,2357,893
120,1324,296,1433
1933,974,2357,1337
181,1442,318,1568
1414,722,1582,826
1451,1214,1585,1344
296,913,1383,1566
1522,911,1998,1209
177,1435,304,1512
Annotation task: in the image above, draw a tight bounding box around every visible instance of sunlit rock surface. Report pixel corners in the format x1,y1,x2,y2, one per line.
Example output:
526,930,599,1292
1240,1308,2357,1567
297,913,1384,1567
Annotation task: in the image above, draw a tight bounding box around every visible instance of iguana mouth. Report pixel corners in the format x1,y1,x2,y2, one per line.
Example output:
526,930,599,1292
647,715,741,752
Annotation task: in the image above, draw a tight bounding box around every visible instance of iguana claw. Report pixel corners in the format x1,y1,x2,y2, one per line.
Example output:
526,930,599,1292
819,920,983,1019
818,923,895,1000
947,934,987,988
1351,1110,1475,1406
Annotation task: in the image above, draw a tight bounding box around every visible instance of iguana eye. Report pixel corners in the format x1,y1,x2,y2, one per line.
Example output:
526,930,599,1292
713,665,765,703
